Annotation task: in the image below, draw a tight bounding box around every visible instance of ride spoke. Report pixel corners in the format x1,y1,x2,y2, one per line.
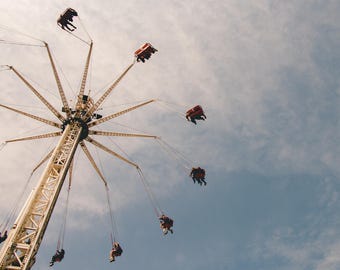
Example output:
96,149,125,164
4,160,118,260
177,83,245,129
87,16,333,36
9,66,65,122
80,141,107,186
0,103,61,128
85,136,138,168
75,42,93,118
88,130,158,139
88,99,156,128
6,131,62,143
31,148,54,175
84,62,135,121
44,43,71,118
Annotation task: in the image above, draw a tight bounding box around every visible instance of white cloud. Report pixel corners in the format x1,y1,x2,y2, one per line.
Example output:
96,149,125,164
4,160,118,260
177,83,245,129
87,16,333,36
0,1,339,269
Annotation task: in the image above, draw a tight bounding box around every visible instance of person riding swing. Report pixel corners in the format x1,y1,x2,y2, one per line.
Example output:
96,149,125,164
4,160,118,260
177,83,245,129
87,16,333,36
57,8,78,32
0,230,8,244
190,167,206,186
49,249,65,267
159,214,174,235
109,241,123,262
185,105,206,125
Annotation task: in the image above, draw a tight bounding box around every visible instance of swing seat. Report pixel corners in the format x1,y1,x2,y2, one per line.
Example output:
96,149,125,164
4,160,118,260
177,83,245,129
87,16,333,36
61,8,78,20
135,43,158,62
195,172,205,179
57,8,78,32
186,105,204,119
191,168,205,179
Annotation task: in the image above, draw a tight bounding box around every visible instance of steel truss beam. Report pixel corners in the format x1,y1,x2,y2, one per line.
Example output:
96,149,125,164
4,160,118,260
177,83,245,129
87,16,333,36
86,136,138,168
44,43,71,119
88,99,155,128
9,66,65,122
75,42,93,118
84,62,135,121
80,141,107,185
0,104,61,129
0,123,83,270
88,130,158,139
5,132,62,143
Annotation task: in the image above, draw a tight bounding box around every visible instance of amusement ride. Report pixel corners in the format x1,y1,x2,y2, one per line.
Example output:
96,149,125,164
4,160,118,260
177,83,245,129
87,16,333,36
0,8,207,269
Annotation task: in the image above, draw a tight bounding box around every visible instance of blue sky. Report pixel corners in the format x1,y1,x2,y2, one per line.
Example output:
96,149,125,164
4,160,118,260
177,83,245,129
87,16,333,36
0,0,339,269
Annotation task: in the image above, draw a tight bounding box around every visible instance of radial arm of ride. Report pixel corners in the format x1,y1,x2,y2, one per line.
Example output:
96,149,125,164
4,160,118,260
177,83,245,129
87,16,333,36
84,62,135,121
44,42,71,119
0,103,61,128
85,136,139,169
9,66,65,122
88,99,156,128
79,141,108,186
75,42,93,118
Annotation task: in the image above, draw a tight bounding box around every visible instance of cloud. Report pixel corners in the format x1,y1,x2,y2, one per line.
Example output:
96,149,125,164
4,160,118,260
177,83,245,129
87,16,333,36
245,174,340,270
0,1,339,269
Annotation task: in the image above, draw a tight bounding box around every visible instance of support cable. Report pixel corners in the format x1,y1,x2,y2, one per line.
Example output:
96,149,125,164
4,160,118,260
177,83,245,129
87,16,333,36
156,138,193,171
57,187,70,250
77,16,92,43
48,49,77,99
158,99,189,110
0,140,55,232
9,69,60,100
156,99,186,119
84,62,135,121
31,149,54,175
105,185,119,243
88,99,156,128
0,103,61,129
57,163,72,250
102,120,151,135
0,40,44,47
44,42,71,118
80,141,107,186
0,24,44,43
100,127,139,162
0,103,53,111
91,133,162,218
0,66,10,72
0,142,7,152
86,137,138,168
4,123,51,144
70,32,92,45
93,146,119,242
98,128,163,217
0,174,33,232
136,167,162,217
61,27,91,46
76,41,93,105
9,66,65,122
101,99,155,109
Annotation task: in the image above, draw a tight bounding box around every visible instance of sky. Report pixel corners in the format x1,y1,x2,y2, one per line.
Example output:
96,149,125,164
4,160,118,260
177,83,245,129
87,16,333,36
0,0,339,269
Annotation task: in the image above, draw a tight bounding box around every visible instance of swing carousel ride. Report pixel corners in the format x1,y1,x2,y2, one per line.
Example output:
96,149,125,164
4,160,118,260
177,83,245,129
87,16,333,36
0,8,207,270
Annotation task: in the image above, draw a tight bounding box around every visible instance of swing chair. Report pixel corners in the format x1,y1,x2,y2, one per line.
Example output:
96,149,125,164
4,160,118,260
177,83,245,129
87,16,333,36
156,138,207,186
57,7,92,45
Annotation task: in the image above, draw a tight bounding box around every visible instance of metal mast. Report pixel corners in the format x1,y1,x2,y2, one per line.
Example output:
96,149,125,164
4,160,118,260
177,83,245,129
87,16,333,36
0,122,82,270
0,39,157,269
